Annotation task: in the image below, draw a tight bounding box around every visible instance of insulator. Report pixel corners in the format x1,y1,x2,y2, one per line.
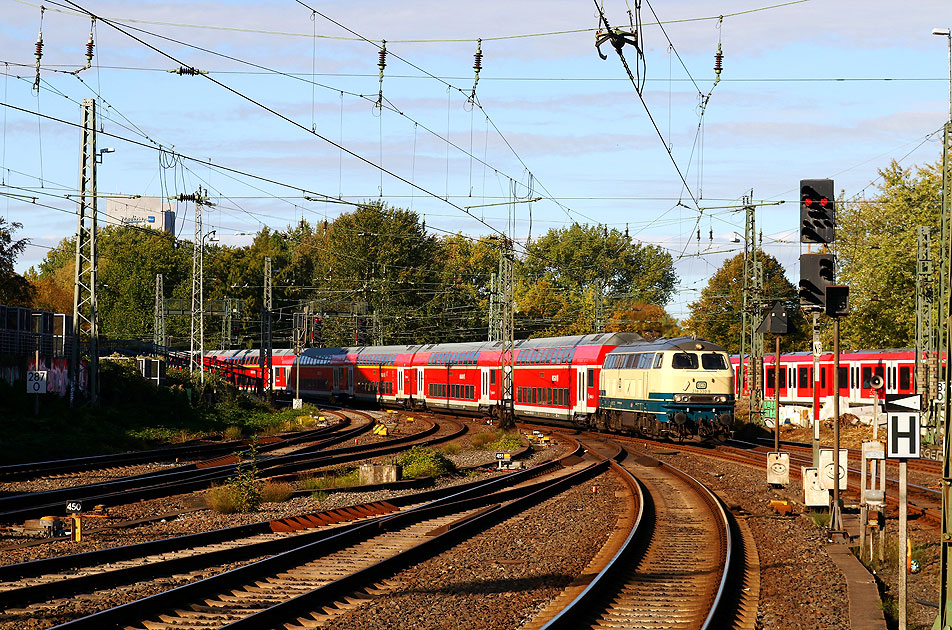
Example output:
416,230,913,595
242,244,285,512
697,229,701,242
714,43,723,74
474,51,482,72
35,35,44,61
86,35,95,61
378,42,387,71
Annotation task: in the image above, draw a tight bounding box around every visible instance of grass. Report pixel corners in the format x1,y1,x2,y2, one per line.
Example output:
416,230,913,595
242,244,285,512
805,508,830,528
261,482,295,503
471,431,523,452
299,468,362,491
440,443,462,456
0,362,322,464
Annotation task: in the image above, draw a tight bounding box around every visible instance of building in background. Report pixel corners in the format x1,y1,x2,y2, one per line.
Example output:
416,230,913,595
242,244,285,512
106,197,175,234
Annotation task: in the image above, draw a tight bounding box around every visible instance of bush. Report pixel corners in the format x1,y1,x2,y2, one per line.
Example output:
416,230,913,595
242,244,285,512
206,484,242,513
395,446,456,479
224,426,243,441
216,441,262,513
470,432,496,448
261,482,295,503
472,431,522,451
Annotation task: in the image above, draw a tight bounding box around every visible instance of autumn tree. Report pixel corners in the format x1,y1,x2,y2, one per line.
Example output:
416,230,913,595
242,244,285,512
836,159,941,349
685,251,807,354
606,301,681,340
0,218,34,305
517,224,678,337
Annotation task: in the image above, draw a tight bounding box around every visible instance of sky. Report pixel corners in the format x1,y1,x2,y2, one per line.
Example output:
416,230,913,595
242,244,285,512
1,0,951,322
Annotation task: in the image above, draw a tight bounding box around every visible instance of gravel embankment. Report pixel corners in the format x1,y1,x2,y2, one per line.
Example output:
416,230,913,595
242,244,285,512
4,419,929,629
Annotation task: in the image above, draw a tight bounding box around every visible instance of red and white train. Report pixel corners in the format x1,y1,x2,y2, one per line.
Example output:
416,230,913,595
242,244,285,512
202,332,736,439
732,349,918,406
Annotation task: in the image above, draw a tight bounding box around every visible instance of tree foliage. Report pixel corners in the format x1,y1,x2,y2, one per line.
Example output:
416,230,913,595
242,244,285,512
685,251,807,354
0,218,34,306
26,204,680,348
836,160,941,349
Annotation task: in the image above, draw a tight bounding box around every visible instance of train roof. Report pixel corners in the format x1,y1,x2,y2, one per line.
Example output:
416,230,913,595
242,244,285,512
301,332,642,359
610,337,728,354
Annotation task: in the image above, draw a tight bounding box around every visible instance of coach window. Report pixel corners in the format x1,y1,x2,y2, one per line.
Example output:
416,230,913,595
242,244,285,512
587,368,595,385
799,367,810,389
838,367,849,389
778,368,786,389
766,367,775,389
899,366,911,390
672,352,699,369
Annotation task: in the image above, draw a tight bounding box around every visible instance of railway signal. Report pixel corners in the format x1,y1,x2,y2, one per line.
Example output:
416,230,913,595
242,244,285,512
799,253,835,310
800,178,835,243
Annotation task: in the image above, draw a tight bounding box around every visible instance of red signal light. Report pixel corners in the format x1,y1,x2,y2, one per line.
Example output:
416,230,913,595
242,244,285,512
819,197,828,206
804,197,814,207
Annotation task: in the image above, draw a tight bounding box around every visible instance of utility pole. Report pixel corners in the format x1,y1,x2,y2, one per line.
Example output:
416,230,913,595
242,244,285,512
220,297,229,350
154,273,165,351
740,194,763,421
916,227,936,433
292,304,308,408
497,237,516,430
593,278,605,333
488,271,499,341
263,256,273,396
189,188,210,385
71,98,99,406
939,118,952,630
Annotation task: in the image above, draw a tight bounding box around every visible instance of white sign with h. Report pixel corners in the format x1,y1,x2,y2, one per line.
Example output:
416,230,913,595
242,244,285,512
886,413,920,459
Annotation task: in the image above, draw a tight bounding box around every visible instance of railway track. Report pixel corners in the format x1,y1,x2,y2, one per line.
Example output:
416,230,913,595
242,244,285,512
521,432,757,630
23,443,605,629
0,411,461,523
0,417,351,482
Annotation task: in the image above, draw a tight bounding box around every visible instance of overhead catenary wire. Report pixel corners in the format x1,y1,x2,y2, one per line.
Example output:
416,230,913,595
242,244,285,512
11,0,811,44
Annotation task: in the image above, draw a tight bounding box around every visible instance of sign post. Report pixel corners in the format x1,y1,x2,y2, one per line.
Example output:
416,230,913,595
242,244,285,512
885,395,921,630
757,302,789,486
27,370,48,417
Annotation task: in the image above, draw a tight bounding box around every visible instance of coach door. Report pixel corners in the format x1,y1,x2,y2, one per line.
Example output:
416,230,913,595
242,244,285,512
397,368,404,396
480,367,490,405
576,367,587,413
417,368,425,397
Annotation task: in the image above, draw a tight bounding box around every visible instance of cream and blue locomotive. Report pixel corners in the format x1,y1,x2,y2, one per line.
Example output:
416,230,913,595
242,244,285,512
598,337,734,439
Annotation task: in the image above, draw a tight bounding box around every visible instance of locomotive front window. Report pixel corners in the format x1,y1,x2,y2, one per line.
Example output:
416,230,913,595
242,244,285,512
700,353,727,370
672,352,698,369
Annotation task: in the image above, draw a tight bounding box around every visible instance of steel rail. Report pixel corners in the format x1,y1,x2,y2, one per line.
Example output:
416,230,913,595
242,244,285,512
0,419,350,481
0,416,452,522
45,458,598,629
2,442,580,609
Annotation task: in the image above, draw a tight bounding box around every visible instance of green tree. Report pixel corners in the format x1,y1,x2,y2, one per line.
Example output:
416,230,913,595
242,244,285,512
0,218,34,305
521,224,677,305
97,226,191,341
685,251,807,354
836,159,941,349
